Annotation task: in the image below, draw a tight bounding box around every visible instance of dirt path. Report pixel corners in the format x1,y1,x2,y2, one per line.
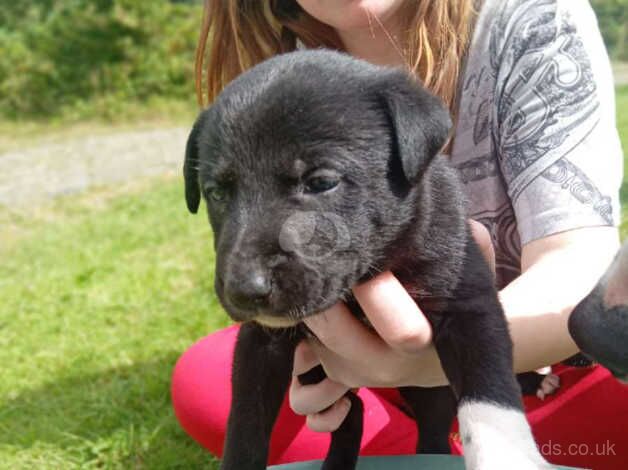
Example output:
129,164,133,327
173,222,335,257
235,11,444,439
0,127,187,208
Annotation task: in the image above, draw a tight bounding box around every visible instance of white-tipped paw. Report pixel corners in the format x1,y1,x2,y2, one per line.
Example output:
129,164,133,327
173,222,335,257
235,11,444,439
459,401,552,470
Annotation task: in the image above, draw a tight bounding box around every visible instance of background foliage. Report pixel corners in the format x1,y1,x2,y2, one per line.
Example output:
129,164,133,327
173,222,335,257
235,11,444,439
591,0,627,61
0,0,626,121
0,0,201,120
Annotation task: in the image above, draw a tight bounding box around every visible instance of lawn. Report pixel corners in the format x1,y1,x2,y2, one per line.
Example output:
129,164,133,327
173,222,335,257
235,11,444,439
0,88,627,469
0,175,227,469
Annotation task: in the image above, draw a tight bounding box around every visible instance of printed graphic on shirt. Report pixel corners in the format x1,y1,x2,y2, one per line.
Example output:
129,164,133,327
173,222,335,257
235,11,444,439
451,0,620,288
472,203,522,287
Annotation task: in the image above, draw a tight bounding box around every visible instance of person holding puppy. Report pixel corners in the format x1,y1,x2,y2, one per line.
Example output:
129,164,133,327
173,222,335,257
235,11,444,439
172,1,627,468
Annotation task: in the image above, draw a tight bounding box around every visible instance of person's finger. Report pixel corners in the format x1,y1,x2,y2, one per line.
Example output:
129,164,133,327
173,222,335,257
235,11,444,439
352,271,432,354
304,302,385,360
288,375,350,416
292,340,321,376
469,219,496,274
305,396,352,433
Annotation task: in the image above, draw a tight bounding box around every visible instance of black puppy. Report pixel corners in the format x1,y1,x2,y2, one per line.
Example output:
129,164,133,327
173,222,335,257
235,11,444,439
569,241,628,383
184,50,548,470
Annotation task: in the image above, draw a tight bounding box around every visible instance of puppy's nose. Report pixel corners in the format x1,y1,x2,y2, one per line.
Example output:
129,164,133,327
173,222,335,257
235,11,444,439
226,271,271,312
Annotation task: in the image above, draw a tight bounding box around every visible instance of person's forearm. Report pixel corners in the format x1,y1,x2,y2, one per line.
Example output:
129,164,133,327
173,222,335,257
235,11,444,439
500,227,620,374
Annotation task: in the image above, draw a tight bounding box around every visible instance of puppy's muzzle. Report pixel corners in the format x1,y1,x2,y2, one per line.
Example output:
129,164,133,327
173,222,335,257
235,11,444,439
224,264,272,318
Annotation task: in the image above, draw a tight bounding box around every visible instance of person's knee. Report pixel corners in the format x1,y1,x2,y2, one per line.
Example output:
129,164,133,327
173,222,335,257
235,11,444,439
171,327,239,454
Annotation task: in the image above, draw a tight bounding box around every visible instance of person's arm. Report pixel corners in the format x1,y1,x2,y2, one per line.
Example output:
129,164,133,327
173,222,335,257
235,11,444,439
503,226,619,373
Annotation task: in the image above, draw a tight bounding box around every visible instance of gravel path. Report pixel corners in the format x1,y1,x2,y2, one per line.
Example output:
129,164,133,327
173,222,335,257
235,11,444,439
0,127,187,208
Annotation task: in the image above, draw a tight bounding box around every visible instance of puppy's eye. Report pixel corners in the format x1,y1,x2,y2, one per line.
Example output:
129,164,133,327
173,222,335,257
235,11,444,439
209,187,228,202
304,175,340,194
204,184,229,203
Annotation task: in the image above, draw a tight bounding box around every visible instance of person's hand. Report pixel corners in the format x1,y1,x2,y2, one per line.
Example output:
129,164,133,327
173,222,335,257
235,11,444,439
289,272,444,432
289,220,495,432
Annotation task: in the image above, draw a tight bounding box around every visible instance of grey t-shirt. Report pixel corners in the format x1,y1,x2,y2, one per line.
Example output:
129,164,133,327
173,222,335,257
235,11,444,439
451,0,623,288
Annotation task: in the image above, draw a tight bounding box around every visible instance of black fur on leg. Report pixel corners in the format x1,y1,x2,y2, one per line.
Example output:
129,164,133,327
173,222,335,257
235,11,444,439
321,392,364,470
297,364,328,385
399,386,456,454
568,242,628,382
220,323,302,470
428,234,523,411
516,372,547,396
297,361,363,469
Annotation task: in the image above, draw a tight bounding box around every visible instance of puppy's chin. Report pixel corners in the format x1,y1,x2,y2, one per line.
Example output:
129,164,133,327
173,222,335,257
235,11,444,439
251,300,334,329
254,314,301,329
224,287,350,329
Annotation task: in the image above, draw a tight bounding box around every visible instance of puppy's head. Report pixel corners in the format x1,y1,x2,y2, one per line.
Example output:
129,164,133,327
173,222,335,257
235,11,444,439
184,50,451,327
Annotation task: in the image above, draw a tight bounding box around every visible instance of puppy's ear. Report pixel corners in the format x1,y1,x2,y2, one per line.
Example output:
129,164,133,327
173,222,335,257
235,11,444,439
380,72,452,184
183,113,204,214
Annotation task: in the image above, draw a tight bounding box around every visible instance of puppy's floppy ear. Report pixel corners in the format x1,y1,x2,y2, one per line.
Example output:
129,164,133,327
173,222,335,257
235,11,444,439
379,72,452,184
183,113,204,214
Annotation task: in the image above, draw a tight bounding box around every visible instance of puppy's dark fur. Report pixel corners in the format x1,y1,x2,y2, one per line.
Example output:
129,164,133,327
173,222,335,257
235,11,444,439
569,242,628,383
184,50,526,469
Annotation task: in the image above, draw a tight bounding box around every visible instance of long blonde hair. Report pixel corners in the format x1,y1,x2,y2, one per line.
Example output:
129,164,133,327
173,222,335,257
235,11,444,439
195,1,475,113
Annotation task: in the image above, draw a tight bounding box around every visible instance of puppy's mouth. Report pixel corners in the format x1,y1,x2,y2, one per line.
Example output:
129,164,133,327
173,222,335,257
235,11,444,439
220,298,313,329
226,295,341,329
240,302,327,329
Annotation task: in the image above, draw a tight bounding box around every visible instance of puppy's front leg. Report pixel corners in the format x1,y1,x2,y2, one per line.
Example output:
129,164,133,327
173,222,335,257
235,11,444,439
221,322,300,470
432,237,550,470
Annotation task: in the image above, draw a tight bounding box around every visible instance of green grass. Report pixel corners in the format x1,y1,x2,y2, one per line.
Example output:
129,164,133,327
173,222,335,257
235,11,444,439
0,175,227,469
0,89,626,469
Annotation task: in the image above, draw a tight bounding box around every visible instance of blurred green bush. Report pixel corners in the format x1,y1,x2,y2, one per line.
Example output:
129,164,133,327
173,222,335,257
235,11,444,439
0,0,200,120
591,0,627,62
0,1,625,121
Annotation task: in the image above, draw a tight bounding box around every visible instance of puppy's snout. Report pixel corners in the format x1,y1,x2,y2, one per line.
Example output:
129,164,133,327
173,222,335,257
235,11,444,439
225,266,271,314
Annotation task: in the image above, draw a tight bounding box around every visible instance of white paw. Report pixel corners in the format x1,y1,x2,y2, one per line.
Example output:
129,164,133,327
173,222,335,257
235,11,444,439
458,401,551,470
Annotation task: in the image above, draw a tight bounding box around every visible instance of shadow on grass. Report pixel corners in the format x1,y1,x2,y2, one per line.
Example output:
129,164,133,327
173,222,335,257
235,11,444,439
0,351,218,469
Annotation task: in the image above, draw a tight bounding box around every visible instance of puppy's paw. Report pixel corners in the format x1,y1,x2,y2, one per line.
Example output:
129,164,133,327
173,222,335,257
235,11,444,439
536,373,560,401
459,401,551,470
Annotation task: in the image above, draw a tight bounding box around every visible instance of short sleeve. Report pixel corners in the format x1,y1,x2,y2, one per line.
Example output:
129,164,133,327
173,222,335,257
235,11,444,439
492,0,623,245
